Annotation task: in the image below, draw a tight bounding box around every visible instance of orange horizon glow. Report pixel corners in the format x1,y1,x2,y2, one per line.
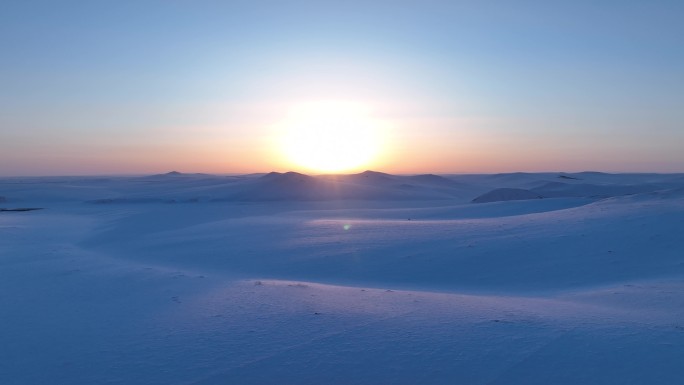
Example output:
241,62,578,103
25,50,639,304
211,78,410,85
2,99,683,177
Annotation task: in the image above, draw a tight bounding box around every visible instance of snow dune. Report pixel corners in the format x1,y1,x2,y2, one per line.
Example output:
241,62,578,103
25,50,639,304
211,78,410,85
472,187,543,203
1,171,684,384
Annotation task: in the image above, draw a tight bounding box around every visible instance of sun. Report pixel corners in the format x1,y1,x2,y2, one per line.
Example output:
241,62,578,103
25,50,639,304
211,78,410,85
278,101,384,173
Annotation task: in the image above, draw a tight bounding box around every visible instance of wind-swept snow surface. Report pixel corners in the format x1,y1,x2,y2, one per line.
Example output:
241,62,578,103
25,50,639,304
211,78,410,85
472,187,543,203
2,172,684,384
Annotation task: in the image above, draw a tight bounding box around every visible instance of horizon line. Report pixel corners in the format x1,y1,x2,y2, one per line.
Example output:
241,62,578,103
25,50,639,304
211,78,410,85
2,169,684,178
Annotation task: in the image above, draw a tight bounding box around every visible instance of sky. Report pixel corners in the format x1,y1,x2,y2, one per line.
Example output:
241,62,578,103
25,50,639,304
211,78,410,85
1,0,683,175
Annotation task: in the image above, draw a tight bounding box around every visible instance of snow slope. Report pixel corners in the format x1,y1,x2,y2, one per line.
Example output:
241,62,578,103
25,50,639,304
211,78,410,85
472,187,543,203
1,172,684,384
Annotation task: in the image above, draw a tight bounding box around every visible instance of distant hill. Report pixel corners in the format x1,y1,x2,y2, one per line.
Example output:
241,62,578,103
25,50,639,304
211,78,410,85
145,171,215,178
224,171,457,201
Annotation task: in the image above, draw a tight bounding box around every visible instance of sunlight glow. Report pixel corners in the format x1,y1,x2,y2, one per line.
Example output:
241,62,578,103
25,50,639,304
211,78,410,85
278,101,385,173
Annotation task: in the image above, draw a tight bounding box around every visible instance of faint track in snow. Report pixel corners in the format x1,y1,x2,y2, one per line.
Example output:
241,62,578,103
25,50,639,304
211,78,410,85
183,308,422,385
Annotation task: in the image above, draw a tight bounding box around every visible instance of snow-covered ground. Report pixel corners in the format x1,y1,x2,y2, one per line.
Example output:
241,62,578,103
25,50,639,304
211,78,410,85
2,171,684,384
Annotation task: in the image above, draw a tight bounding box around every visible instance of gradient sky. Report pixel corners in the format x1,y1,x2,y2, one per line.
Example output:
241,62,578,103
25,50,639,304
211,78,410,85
2,0,683,175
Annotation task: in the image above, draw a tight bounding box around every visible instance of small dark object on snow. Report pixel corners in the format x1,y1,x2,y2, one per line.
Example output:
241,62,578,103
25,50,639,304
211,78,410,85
0,208,43,212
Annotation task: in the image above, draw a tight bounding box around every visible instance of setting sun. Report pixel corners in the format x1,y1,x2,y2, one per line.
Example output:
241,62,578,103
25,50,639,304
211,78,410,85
277,101,385,173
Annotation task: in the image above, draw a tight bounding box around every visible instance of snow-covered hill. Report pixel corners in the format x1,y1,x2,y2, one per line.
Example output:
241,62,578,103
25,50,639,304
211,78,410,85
1,171,684,384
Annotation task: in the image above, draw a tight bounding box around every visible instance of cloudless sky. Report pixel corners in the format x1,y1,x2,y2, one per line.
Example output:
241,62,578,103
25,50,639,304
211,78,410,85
1,0,683,175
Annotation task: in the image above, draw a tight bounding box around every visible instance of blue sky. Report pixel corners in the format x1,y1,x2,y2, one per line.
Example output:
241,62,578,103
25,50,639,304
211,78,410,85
1,1,683,175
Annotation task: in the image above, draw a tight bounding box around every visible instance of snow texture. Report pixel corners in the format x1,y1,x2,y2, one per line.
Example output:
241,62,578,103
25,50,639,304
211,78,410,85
1,171,684,384
472,187,543,203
